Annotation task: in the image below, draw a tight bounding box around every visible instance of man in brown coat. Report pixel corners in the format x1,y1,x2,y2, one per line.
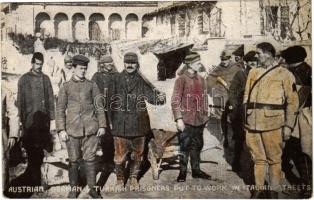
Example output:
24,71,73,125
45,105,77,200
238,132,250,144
56,55,106,198
17,52,55,187
243,42,299,198
111,52,166,191
171,52,210,182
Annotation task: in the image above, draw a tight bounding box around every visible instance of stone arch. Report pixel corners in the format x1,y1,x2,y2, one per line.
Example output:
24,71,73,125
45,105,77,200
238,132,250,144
109,13,122,41
142,14,151,38
125,13,139,40
54,13,68,39
35,12,51,35
72,13,85,41
89,13,105,41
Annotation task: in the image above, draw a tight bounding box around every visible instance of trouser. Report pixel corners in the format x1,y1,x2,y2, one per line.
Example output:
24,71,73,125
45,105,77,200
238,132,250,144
221,103,231,145
246,129,283,191
231,115,245,165
113,136,145,178
23,145,44,186
66,135,99,191
282,136,312,189
178,124,205,172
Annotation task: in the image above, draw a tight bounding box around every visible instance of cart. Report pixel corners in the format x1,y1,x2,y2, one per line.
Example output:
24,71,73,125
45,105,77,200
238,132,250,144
148,129,183,180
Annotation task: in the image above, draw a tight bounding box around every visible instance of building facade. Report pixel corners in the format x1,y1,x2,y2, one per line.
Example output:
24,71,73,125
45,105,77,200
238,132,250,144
1,2,158,42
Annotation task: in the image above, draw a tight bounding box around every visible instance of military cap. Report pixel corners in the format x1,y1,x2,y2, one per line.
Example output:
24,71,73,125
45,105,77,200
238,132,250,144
64,55,72,63
184,52,201,64
124,52,138,63
243,51,258,62
232,45,244,57
99,55,113,63
280,46,307,64
72,55,90,66
220,50,232,60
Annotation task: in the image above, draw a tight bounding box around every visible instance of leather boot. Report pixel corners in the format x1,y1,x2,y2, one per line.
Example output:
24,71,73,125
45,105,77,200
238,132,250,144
250,190,264,199
68,162,79,198
84,161,102,198
177,170,187,182
115,163,125,191
127,161,141,191
192,169,212,180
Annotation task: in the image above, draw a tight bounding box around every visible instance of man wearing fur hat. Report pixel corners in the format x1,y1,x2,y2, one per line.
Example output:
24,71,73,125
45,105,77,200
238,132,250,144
280,46,312,198
111,52,166,191
172,52,211,182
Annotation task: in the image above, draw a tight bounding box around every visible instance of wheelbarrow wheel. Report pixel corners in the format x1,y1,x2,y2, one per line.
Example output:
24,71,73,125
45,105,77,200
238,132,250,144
148,140,160,180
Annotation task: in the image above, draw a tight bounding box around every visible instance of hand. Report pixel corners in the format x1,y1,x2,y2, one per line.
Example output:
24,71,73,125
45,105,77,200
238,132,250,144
283,127,292,141
109,123,113,130
176,119,185,132
50,120,56,131
157,92,166,102
7,137,16,149
59,130,69,142
97,128,106,137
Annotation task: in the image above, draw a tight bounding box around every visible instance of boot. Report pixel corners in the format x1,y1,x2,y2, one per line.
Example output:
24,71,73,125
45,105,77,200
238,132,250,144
192,169,212,180
177,170,187,182
127,161,141,191
251,190,264,199
127,176,140,191
115,163,125,191
84,161,102,198
68,162,79,198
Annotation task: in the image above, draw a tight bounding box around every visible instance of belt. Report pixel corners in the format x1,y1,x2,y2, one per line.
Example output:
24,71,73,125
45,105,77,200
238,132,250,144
246,103,285,110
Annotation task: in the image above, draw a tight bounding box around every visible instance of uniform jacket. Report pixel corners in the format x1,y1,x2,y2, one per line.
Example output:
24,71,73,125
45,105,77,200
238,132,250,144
111,70,165,137
207,62,242,104
56,77,107,137
92,71,116,125
171,70,209,126
17,71,55,131
243,64,299,132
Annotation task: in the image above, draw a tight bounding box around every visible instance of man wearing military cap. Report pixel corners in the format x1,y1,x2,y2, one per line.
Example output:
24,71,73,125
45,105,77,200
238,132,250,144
280,46,312,198
207,48,242,148
243,42,299,198
228,51,257,172
56,54,106,198
172,51,211,182
92,55,117,166
111,52,166,191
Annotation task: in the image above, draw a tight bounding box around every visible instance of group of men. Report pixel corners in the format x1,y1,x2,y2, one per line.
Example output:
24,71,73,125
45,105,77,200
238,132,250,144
207,42,312,198
2,41,312,199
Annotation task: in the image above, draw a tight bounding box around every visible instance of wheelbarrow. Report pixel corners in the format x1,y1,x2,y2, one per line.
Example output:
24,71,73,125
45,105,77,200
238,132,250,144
148,129,184,180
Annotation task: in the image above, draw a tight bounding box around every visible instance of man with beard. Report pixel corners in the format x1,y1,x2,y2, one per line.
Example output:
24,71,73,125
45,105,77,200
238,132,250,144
172,52,211,182
280,46,312,198
244,42,299,198
16,52,55,188
56,55,106,198
92,55,116,164
207,49,242,148
111,52,166,191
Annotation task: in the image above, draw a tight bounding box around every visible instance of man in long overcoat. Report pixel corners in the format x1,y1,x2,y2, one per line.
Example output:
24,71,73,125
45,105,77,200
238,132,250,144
111,52,166,191
17,52,55,187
